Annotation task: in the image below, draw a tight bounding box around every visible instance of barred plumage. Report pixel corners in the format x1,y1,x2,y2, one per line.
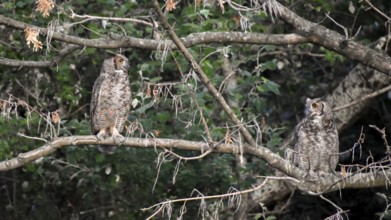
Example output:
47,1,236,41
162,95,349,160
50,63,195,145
90,54,131,154
292,98,339,174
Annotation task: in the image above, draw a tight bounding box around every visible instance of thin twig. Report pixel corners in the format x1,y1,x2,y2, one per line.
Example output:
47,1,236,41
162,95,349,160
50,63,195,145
17,132,48,143
67,9,153,27
333,84,391,111
325,12,349,39
364,0,391,21
369,125,391,155
142,177,277,216
169,50,214,144
320,194,350,220
163,148,212,160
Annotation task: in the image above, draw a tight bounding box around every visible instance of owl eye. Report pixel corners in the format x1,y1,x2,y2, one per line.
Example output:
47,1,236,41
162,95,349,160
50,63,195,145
118,58,123,63
312,103,319,109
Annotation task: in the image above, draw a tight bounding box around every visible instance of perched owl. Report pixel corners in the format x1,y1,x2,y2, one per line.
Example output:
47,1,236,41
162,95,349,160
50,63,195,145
90,54,131,154
292,98,339,174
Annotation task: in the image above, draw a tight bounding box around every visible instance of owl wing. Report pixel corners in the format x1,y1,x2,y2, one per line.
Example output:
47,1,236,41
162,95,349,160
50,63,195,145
291,120,302,165
90,75,107,134
291,119,312,171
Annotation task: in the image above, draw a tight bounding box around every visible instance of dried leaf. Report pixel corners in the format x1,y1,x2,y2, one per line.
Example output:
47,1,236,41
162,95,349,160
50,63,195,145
36,0,55,17
165,0,176,12
153,130,161,136
341,165,346,178
24,27,43,52
51,111,59,124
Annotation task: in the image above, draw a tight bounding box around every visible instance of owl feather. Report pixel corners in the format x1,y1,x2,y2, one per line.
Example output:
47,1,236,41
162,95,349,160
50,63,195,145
90,54,131,154
292,98,339,174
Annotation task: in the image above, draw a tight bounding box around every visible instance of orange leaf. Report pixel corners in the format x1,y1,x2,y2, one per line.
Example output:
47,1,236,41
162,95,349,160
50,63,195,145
165,0,176,12
51,111,59,124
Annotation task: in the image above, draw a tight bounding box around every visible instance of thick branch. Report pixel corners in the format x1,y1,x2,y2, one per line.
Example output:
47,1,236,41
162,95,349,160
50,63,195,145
0,15,307,51
1,14,391,74
276,1,391,74
0,135,389,193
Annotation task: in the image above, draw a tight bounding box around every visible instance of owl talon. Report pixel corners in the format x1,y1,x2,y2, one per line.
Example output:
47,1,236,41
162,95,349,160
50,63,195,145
111,127,125,144
113,134,125,144
96,130,107,141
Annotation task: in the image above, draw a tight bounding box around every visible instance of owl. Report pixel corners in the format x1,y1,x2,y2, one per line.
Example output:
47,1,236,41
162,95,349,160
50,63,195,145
291,98,339,174
90,54,131,154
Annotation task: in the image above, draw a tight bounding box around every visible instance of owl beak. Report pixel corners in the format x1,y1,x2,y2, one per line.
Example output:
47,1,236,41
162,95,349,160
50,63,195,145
123,61,130,72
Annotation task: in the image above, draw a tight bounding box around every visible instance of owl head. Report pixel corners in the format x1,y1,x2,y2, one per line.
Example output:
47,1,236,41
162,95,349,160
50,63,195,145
304,97,331,117
113,54,130,72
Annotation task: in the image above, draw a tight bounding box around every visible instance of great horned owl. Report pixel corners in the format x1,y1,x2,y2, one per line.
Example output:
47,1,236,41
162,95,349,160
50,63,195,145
90,54,131,154
292,98,339,174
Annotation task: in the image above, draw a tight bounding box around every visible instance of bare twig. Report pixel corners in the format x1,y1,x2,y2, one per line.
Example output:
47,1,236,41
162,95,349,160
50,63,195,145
333,84,391,111
325,12,349,40
67,8,154,27
163,148,212,160
320,194,349,220
1,94,58,138
364,0,391,21
142,178,273,218
369,125,391,155
17,132,48,143
170,51,214,145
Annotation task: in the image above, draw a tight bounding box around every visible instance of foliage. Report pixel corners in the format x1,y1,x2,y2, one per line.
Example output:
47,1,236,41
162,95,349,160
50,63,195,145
0,0,390,219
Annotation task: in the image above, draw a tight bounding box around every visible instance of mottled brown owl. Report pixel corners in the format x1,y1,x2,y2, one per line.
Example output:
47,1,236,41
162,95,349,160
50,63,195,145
292,98,339,174
90,54,131,154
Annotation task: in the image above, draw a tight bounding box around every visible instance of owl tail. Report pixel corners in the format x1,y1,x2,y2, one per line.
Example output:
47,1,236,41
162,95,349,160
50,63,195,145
98,146,117,154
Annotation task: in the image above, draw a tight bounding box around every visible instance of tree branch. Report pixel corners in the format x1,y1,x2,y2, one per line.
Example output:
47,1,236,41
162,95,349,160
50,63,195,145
0,15,307,51
1,13,391,74
0,135,390,193
0,44,81,67
333,84,391,111
275,1,391,74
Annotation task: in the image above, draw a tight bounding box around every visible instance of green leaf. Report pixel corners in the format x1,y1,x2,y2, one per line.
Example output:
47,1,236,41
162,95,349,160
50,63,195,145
95,153,105,163
16,1,27,8
3,2,12,10
156,111,170,123
260,61,276,71
199,9,210,19
266,215,277,220
135,101,154,114
264,78,280,95
254,213,262,220
150,76,162,83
